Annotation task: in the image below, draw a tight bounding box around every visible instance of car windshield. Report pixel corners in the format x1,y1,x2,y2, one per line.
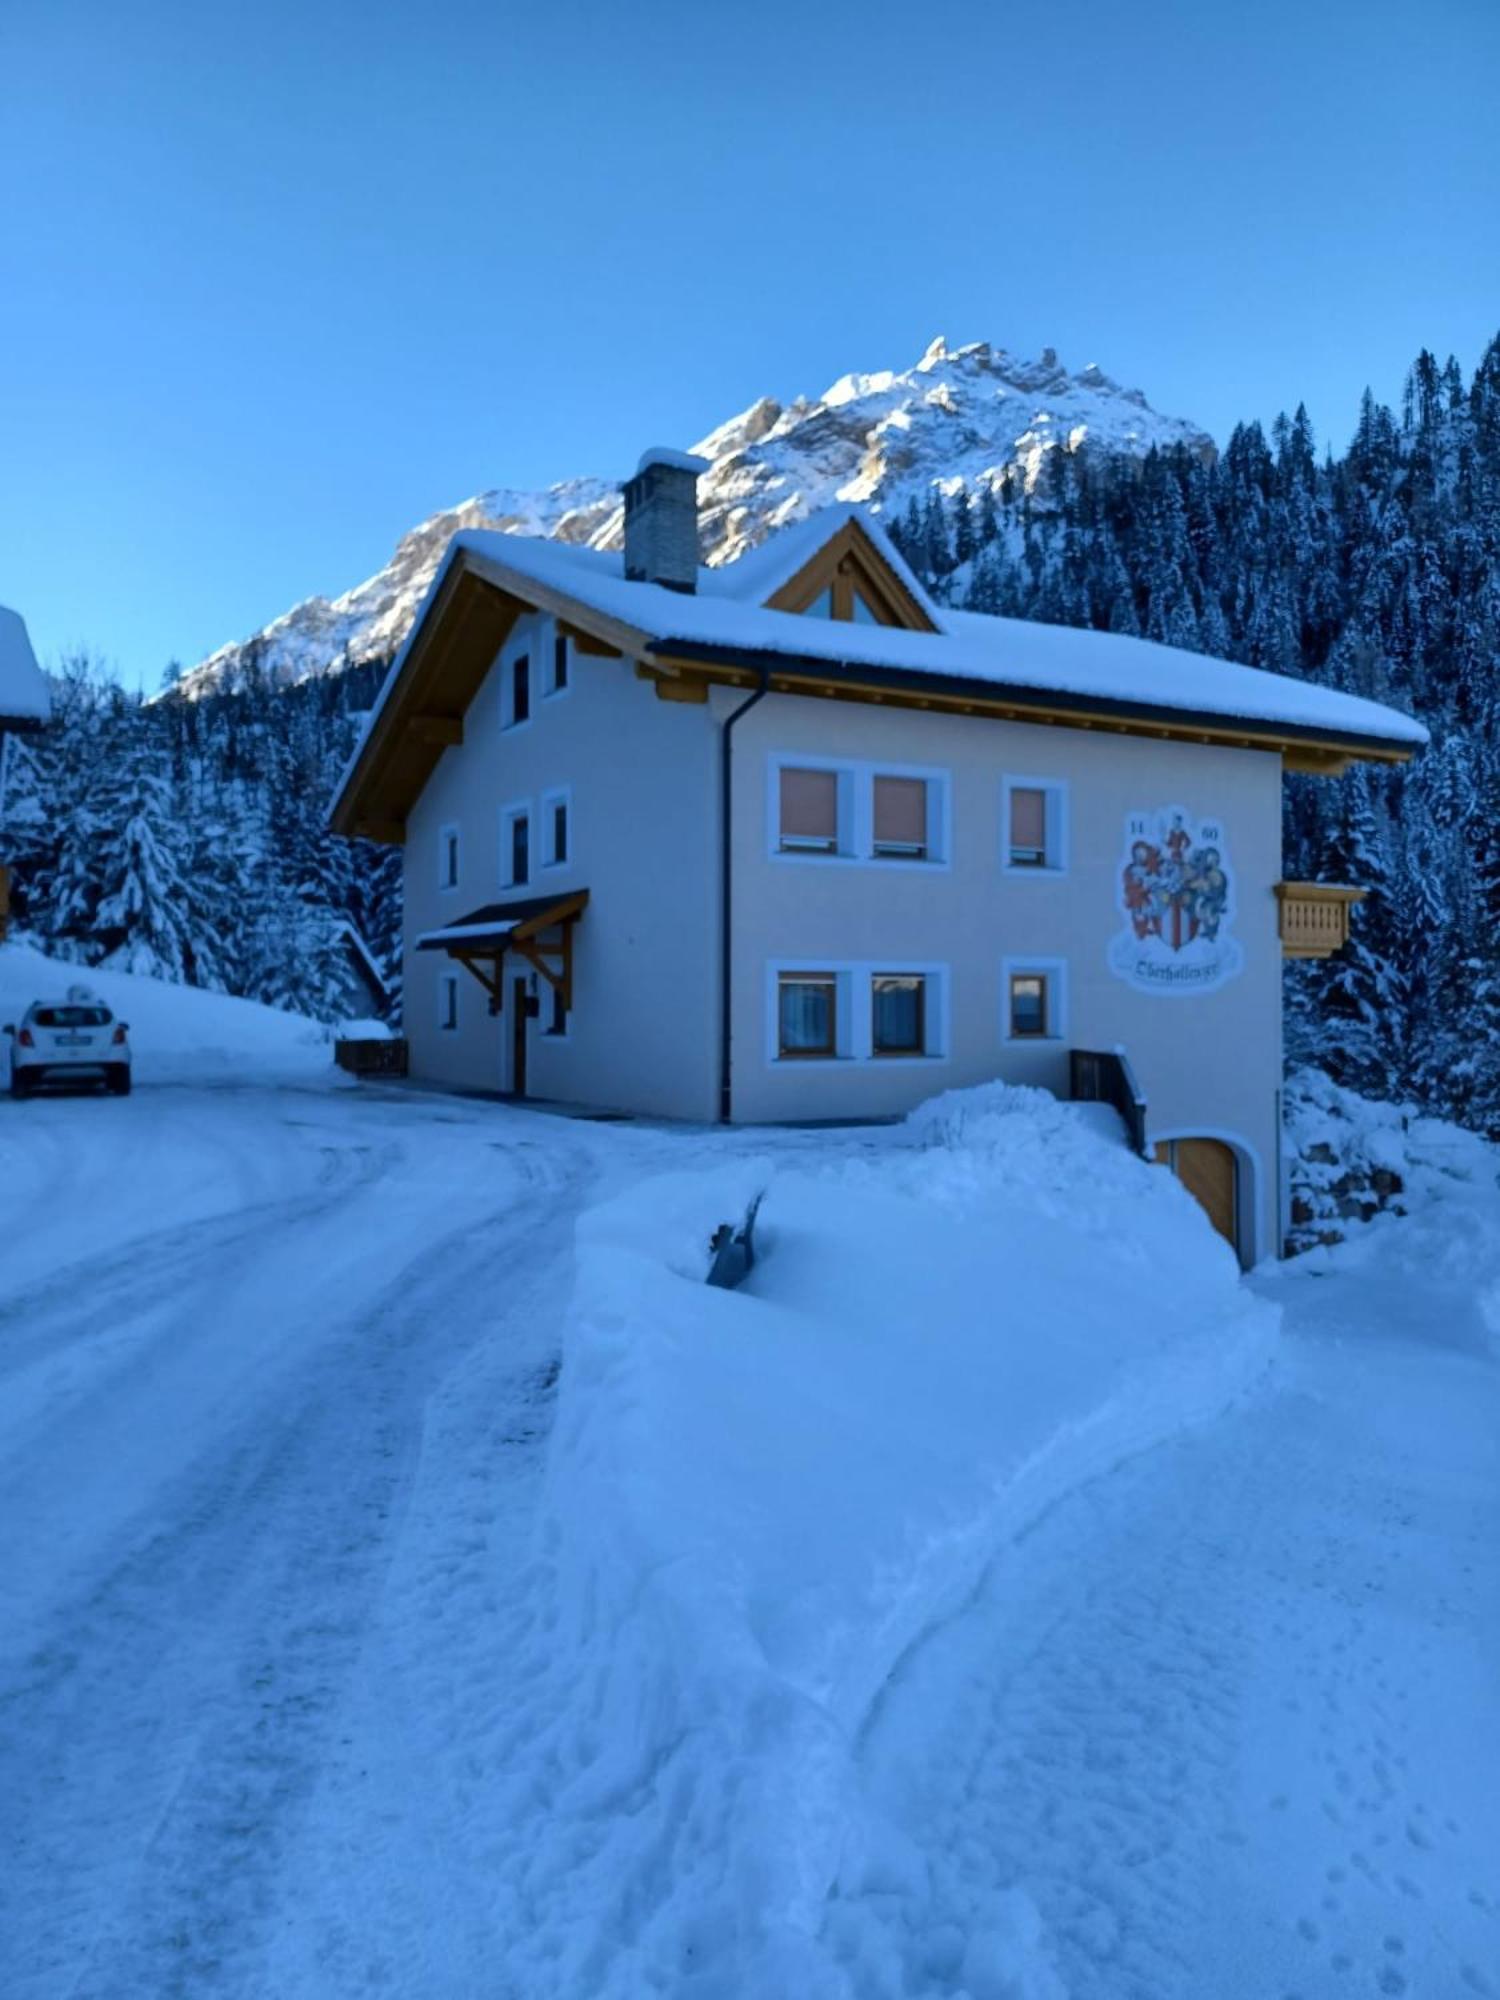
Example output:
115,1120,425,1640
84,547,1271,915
32,1006,112,1029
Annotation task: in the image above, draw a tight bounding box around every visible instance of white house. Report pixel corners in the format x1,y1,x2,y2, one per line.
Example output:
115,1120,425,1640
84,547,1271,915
330,451,1424,1263
0,605,51,941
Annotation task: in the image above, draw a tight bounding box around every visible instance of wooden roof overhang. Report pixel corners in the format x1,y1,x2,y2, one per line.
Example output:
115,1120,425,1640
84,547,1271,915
763,515,940,632
642,640,1419,774
416,889,589,1016
330,547,644,842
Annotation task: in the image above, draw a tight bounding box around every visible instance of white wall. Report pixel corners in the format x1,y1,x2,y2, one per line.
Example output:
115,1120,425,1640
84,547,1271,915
403,616,721,1121
722,689,1286,1260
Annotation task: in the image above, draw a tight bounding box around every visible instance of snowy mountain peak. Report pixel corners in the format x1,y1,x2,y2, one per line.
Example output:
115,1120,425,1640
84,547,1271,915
180,336,1214,697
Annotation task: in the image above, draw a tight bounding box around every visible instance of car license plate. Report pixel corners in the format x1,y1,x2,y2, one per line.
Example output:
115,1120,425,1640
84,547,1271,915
56,1032,92,1046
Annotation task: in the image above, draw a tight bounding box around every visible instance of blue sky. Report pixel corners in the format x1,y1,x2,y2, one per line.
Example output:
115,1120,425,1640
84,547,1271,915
3,0,1497,692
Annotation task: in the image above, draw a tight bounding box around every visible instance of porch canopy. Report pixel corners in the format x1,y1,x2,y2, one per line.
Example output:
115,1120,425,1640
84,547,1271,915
416,889,588,1016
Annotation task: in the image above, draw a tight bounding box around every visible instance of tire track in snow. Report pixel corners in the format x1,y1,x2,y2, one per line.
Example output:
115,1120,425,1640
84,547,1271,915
0,1105,595,1999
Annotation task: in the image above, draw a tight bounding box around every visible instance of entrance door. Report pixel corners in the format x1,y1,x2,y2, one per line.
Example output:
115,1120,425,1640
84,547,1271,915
1154,1137,1238,1253
511,977,528,1098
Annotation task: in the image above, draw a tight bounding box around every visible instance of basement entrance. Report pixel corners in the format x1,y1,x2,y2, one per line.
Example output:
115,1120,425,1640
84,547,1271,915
1154,1137,1238,1254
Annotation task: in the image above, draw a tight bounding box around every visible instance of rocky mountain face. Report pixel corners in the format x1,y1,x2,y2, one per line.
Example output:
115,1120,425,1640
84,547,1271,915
181,336,1214,695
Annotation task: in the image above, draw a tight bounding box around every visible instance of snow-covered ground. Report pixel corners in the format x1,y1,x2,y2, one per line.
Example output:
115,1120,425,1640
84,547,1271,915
1,961,1496,1998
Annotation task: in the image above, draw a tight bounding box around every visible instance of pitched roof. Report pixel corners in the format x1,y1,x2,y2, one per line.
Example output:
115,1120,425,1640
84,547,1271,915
331,504,1425,839
0,607,50,727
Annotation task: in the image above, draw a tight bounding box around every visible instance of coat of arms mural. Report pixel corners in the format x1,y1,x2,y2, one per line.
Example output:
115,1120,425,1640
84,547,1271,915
1107,806,1243,995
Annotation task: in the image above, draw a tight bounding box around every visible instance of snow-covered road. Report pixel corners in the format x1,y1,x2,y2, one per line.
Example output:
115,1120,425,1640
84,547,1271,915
2,1075,1495,1999
0,1082,618,1997
845,1254,1500,1999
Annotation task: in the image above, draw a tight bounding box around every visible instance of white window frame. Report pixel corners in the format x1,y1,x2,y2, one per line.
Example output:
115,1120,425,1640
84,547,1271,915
500,799,533,889
1001,775,1069,876
540,978,571,1041
540,786,572,869
765,958,950,1067
503,645,533,732
1001,955,1069,1043
545,622,572,700
766,755,951,870
438,821,460,893
439,971,460,1033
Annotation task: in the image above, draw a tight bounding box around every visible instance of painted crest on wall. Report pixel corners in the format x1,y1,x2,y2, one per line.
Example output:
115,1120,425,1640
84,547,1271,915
1107,806,1243,996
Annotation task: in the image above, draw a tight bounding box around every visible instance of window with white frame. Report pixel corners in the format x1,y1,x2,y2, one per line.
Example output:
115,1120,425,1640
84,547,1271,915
769,960,947,1063
504,651,531,729
439,971,459,1032
871,972,927,1056
541,788,570,868
439,823,460,891
542,983,568,1037
1002,777,1067,873
770,757,947,865
501,802,531,888
1001,957,1068,1042
547,628,570,697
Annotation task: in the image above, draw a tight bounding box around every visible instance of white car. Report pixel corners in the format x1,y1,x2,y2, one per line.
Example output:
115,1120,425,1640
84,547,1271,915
5,990,133,1097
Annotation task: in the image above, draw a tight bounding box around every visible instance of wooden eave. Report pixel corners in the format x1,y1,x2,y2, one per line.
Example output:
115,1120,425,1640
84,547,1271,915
330,550,648,842
763,517,940,633
644,642,1419,771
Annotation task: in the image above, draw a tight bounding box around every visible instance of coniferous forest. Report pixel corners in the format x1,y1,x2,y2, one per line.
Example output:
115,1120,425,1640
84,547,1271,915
3,335,1497,1128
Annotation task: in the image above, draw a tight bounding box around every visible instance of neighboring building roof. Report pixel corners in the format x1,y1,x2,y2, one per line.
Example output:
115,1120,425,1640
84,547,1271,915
0,607,51,728
338,922,390,1001
331,503,1426,841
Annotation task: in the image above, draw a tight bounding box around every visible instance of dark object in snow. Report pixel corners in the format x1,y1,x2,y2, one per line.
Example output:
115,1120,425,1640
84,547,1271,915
707,1191,764,1290
1070,1047,1150,1158
335,1036,409,1078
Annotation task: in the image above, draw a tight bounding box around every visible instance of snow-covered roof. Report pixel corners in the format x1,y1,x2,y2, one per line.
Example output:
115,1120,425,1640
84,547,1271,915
332,503,1424,839
448,517,1425,752
0,606,50,727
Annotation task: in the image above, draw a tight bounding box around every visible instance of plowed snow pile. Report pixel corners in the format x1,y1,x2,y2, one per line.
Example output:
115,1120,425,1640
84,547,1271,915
493,1084,1277,1996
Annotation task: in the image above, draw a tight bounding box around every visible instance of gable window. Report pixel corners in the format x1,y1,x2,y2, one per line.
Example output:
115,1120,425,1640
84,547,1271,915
804,586,834,618
542,788,570,868
777,972,837,1058
872,775,928,860
506,653,531,729
1003,777,1067,873
502,802,531,888
439,823,459,891
1003,957,1068,1042
439,972,459,1032
850,586,882,625
872,974,925,1056
549,630,570,696
779,766,841,853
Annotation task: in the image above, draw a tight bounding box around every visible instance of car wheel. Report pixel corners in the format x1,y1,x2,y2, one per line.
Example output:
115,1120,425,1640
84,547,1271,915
10,1069,32,1099
107,1065,132,1097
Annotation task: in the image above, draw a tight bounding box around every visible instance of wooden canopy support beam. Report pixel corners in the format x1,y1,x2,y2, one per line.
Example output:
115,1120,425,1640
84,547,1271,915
445,949,505,1013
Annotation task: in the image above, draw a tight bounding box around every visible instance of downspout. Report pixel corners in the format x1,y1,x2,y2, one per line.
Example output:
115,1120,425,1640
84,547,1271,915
718,667,771,1123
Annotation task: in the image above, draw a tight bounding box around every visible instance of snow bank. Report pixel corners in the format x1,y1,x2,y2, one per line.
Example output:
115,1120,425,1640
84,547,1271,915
1285,1068,1500,1352
0,939,336,1086
510,1085,1278,1995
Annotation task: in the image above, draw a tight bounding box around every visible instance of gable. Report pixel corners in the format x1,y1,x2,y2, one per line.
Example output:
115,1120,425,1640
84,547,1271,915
762,518,941,634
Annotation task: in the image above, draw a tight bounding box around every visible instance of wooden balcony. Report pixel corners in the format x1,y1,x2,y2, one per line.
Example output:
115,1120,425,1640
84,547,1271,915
1275,881,1366,958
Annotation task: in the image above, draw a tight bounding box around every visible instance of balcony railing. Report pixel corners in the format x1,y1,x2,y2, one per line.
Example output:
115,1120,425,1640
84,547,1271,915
1275,882,1366,959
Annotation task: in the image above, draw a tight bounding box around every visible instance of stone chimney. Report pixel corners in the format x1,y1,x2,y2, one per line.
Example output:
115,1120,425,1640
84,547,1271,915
622,447,710,593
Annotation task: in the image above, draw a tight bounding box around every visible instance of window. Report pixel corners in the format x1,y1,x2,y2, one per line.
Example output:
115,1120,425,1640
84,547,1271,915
777,973,837,1058
779,767,840,853
1002,957,1068,1042
501,802,531,887
872,775,928,860
439,824,459,890
543,985,568,1037
506,652,531,728
549,630,570,696
850,586,881,625
439,973,459,1032
769,757,947,867
1003,777,1067,873
804,586,834,618
872,974,925,1056
541,789,570,868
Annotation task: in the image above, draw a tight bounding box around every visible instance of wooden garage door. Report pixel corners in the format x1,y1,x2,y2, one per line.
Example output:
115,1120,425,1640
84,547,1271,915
1154,1137,1238,1251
